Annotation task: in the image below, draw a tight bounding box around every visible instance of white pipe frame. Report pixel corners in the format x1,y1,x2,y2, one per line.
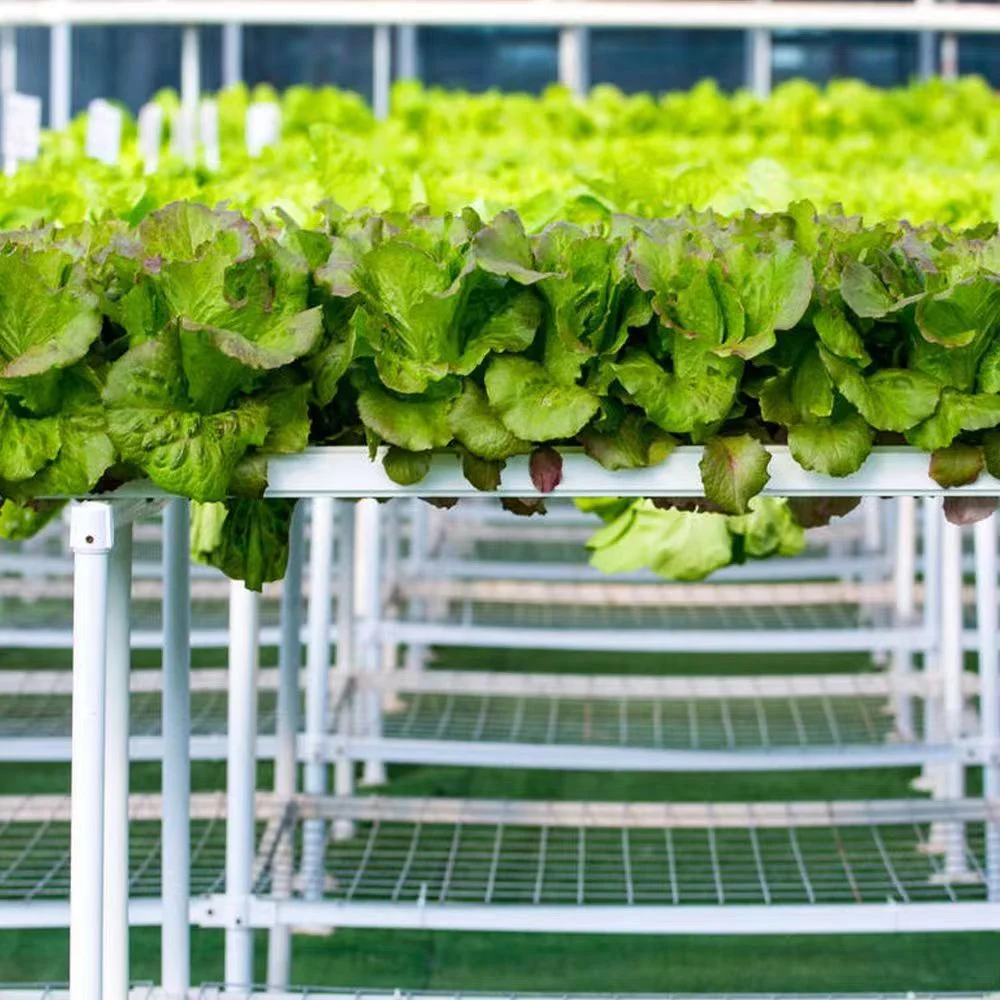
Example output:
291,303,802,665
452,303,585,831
68,502,115,1000
974,513,1000,901
266,501,305,989
891,497,918,739
334,500,357,840
2,2,1000,33
372,23,392,121
301,497,336,898
161,500,192,999
356,499,387,788
48,22,71,129
224,581,260,986
558,26,589,96
102,521,133,1000
222,22,243,86
939,516,969,877
179,24,200,165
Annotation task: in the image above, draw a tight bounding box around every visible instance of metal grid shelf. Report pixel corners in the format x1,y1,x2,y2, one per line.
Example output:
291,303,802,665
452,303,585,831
293,795,994,912
1,992,996,1000
335,669,976,771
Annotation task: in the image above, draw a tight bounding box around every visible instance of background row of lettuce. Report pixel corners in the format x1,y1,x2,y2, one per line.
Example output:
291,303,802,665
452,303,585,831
3,78,1000,231
1,199,999,585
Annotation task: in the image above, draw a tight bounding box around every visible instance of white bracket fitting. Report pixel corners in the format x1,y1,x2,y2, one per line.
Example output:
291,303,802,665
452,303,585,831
201,892,253,930
69,501,115,553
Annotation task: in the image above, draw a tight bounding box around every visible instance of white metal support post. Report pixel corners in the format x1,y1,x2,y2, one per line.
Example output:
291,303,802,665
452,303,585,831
103,521,133,1000
225,581,260,987
334,500,357,840
0,26,15,95
49,23,71,129
916,496,944,797
69,501,115,1000
180,25,201,164
357,499,387,787
916,0,937,78
939,517,968,877
372,24,392,121
558,27,589,96
162,500,191,999
302,497,335,898
939,0,959,80
974,513,1000,901
746,0,772,97
396,25,419,79
404,498,430,673
222,23,243,86
267,502,305,989
891,496,917,739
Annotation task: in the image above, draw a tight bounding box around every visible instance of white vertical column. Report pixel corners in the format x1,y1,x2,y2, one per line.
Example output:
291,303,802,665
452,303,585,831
974,514,1000,901
404,499,430,674
396,25,419,80
267,502,305,989
0,27,15,96
180,26,201,165
747,32,771,96
558,27,589,97
939,0,959,81
372,25,392,121
69,502,115,1000
49,24,72,130
892,497,917,739
917,497,944,795
916,0,937,78
356,499,386,787
103,523,133,1000
162,501,191,1000
940,517,968,877
302,498,335,897
225,581,260,988
334,501,357,841
380,502,402,702
222,24,244,87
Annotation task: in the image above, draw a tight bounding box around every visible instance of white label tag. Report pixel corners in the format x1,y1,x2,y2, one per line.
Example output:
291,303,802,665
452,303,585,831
199,99,220,171
245,101,281,158
2,92,42,171
85,98,123,166
137,102,163,174
170,106,196,163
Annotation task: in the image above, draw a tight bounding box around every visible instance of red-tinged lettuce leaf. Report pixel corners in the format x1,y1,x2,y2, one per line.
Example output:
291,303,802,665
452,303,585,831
786,496,862,529
699,434,771,515
944,496,998,526
529,446,563,493
929,443,984,488
501,497,547,516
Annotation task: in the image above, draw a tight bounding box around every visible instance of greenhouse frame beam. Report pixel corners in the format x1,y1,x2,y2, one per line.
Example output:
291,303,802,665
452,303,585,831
211,898,1000,934
251,447,1000,500
4,1,1000,34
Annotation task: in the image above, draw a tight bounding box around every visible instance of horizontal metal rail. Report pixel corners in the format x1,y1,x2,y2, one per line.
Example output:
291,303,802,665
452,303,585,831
3,1,1000,34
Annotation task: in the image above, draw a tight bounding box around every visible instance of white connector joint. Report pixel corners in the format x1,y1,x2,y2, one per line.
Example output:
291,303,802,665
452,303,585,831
68,501,115,553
